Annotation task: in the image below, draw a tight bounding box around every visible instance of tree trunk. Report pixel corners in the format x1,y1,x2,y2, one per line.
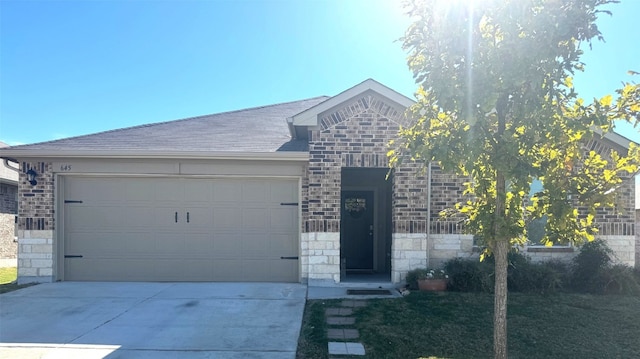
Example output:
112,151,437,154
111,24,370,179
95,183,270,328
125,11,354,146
494,94,509,359
493,233,509,359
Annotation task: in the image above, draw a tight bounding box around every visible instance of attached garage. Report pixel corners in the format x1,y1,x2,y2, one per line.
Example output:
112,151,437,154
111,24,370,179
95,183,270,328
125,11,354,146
61,176,299,282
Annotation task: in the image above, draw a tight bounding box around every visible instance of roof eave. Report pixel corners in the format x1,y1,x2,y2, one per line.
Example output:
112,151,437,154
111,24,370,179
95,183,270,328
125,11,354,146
0,149,310,162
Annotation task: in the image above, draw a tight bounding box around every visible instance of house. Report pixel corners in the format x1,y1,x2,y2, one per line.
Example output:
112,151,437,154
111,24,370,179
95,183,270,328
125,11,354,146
0,141,19,268
0,79,636,285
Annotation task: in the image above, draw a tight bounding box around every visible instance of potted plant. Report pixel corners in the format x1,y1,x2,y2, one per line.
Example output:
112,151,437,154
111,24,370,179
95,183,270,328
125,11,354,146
417,268,449,292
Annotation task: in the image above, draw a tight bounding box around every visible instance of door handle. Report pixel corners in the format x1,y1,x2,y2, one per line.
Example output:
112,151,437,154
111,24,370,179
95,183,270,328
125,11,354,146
175,212,178,223
187,212,190,223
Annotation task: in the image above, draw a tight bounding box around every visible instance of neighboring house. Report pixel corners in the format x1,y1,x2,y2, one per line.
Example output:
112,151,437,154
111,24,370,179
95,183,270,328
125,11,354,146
0,79,636,285
0,141,19,267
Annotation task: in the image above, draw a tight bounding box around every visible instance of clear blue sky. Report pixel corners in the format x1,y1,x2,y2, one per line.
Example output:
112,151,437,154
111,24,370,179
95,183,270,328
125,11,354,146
1,0,638,146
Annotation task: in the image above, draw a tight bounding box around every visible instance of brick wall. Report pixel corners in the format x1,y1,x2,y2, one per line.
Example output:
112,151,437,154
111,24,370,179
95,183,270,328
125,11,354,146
429,164,469,235
580,138,635,236
1,182,18,214
18,162,55,231
301,93,431,283
17,161,55,283
303,93,427,234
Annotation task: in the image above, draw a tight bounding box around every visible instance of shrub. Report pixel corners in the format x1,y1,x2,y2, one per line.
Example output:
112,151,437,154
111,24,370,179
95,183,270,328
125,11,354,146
507,256,566,294
596,264,640,295
445,252,568,294
444,257,494,292
570,239,640,294
571,239,613,291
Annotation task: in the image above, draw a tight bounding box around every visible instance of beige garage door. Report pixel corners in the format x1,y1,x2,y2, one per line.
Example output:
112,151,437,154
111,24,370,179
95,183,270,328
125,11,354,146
63,176,299,282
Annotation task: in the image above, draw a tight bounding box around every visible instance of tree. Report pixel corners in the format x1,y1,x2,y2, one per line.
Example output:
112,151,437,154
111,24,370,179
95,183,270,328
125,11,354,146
392,1,640,358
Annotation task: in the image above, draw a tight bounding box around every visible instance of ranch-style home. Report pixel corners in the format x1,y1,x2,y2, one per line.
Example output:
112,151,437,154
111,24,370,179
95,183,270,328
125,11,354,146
1,79,637,285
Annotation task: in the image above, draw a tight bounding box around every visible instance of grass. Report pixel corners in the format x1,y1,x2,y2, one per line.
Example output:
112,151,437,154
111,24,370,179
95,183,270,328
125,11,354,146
0,267,35,294
297,292,640,358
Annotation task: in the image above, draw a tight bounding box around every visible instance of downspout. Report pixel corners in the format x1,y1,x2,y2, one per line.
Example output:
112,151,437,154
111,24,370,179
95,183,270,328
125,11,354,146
426,161,432,268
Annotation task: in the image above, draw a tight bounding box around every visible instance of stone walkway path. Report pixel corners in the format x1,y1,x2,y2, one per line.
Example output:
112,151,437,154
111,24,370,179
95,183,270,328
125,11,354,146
326,300,367,357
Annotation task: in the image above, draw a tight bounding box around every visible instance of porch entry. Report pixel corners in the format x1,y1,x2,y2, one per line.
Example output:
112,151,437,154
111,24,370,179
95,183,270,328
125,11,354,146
340,168,392,282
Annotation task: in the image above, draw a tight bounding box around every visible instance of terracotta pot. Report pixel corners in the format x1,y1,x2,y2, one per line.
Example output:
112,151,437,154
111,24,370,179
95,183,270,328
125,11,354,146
418,278,447,292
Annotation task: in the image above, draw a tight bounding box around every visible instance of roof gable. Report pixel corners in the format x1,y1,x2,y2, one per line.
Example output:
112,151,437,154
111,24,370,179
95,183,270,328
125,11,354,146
288,79,414,138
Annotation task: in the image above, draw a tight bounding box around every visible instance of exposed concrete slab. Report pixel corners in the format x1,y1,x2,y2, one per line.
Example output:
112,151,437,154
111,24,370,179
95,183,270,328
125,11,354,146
308,283,402,299
0,282,306,359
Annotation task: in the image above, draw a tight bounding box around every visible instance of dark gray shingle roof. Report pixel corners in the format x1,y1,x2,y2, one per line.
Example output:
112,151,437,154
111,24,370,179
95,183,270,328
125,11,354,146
8,96,329,153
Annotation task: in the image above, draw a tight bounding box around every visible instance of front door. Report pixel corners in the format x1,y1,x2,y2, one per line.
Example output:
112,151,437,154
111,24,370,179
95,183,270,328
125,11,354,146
340,190,374,271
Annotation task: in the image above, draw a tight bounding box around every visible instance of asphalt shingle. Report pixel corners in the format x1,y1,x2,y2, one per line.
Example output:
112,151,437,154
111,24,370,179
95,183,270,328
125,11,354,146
7,96,329,153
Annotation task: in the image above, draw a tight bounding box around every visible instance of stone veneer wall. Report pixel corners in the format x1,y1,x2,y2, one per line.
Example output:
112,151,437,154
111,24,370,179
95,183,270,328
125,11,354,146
301,94,429,283
17,161,55,283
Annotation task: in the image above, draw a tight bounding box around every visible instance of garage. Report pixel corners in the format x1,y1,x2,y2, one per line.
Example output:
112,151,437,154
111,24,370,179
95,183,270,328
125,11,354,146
62,176,299,282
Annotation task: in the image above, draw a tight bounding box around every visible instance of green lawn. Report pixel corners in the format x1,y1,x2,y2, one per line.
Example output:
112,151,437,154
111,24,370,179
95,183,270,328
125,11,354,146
0,267,35,294
0,267,17,284
297,292,640,359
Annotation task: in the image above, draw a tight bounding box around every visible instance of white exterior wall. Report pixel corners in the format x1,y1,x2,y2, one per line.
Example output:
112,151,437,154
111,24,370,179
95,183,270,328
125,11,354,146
599,235,636,267
17,230,54,284
302,232,340,285
391,233,427,283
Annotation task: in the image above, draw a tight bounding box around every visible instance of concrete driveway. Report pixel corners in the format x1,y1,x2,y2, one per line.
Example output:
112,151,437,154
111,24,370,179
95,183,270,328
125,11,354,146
0,282,307,359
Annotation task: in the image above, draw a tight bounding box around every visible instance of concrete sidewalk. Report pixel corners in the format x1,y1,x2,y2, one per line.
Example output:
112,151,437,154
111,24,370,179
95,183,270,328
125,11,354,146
0,282,307,359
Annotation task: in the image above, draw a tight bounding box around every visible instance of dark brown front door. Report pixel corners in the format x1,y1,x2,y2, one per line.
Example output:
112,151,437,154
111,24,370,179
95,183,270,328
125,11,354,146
341,190,374,271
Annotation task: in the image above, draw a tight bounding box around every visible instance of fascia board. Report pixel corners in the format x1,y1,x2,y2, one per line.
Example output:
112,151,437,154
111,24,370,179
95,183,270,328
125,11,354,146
291,79,415,127
0,150,310,162
592,127,638,149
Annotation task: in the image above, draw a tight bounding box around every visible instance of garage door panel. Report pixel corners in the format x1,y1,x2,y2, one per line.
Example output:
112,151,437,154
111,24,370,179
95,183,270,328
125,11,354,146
184,180,214,203
124,179,156,201
242,182,267,202
184,207,214,230
269,234,297,256
212,181,242,202
66,178,122,202
241,233,268,257
153,206,183,228
213,208,242,229
242,208,267,229
155,232,187,256
66,205,123,230
212,233,242,257
270,208,296,229
154,179,183,202
212,260,244,281
183,233,214,256
64,177,299,282
270,181,297,202
121,206,157,228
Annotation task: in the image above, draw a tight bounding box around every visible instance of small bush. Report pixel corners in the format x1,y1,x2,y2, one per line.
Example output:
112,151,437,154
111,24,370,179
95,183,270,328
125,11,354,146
507,256,566,294
594,264,640,295
444,257,494,292
571,239,614,292
445,252,568,294
570,239,640,294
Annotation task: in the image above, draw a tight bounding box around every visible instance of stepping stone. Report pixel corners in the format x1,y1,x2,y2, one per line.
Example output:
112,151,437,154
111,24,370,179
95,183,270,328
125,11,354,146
340,300,367,308
328,341,366,356
326,316,356,325
327,328,360,340
326,307,354,316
